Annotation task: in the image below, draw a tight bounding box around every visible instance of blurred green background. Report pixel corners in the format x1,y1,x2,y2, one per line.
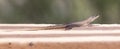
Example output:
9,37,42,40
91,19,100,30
0,0,120,24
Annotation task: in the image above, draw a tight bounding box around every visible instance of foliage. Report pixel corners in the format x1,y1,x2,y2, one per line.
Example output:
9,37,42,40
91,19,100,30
0,0,120,24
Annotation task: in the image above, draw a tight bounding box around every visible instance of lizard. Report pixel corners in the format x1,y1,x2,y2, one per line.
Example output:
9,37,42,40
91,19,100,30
27,15,99,30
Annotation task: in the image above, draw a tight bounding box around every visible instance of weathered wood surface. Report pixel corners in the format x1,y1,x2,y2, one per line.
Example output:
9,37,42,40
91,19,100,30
0,24,120,49
0,24,120,30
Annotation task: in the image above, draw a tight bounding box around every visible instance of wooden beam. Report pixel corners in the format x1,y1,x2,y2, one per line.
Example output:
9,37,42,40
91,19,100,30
0,24,119,49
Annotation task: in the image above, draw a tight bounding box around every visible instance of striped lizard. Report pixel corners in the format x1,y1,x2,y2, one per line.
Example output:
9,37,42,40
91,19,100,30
28,15,99,30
